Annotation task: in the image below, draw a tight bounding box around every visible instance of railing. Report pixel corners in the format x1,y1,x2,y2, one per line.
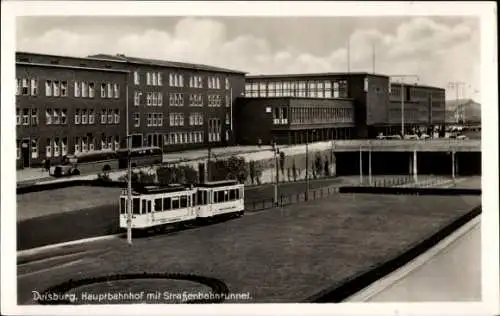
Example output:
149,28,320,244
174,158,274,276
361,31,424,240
243,175,456,212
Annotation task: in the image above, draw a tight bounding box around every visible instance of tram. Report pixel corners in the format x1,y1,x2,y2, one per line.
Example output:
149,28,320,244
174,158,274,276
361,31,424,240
119,180,245,232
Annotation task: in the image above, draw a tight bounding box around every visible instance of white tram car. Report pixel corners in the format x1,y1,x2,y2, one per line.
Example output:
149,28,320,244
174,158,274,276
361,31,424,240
119,180,245,232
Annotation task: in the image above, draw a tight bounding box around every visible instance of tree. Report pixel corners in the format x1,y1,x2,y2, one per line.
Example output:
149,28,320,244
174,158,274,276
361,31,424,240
324,159,330,177
292,159,297,182
249,160,256,184
279,151,286,175
314,153,323,177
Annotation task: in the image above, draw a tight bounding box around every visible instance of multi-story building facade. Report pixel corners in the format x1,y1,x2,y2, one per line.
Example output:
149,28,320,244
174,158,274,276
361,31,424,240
15,52,246,169
237,72,446,144
385,83,446,136
238,72,389,144
87,54,246,150
16,52,128,169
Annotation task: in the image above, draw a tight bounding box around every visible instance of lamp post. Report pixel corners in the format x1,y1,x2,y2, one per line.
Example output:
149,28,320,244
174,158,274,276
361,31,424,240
272,140,279,206
305,129,316,201
390,75,419,137
125,79,132,246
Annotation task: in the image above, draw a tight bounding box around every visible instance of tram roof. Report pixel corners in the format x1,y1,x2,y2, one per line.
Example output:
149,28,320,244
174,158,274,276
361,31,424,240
132,184,189,195
196,180,240,188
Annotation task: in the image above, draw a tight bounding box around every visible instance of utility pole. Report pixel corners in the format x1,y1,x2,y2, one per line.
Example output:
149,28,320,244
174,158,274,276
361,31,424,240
272,141,279,206
125,76,132,246
448,81,466,124
305,132,309,201
347,37,351,73
390,75,420,137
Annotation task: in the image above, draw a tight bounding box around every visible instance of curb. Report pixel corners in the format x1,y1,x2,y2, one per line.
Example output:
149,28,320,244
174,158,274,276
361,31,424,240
17,234,122,258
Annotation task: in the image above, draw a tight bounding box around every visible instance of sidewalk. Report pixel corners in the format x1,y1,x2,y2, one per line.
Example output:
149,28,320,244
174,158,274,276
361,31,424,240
17,168,51,183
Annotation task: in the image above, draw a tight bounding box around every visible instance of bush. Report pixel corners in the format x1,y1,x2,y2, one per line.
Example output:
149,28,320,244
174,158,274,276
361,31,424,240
157,165,198,185
249,160,256,185
315,153,323,177
292,159,297,182
279,151,286,175
210,156,248,183
97,172,111,182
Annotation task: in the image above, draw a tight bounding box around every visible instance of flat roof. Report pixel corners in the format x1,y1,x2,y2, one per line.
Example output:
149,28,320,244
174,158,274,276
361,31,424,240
197,180,240,188
16,61,130,74
238,96,354,102
390,82,445,91
16,51,246,75
246,72,389,79
88,54,247,75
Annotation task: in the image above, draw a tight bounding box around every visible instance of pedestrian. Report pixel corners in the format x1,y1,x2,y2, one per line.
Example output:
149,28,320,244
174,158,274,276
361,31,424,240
44,158,51,172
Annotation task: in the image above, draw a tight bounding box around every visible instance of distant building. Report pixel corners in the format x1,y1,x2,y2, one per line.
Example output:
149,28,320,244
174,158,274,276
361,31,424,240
445,99,481,125
236,73,446,145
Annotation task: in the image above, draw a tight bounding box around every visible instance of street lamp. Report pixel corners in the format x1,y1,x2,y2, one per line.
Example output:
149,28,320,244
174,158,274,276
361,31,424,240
390,75,419,137
272,140,279,206
125,79,132,246
305,129,316,201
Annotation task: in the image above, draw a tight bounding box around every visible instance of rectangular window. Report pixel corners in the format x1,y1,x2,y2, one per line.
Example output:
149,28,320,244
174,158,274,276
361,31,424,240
30,79,38,96
31,109,38,125
81,82,88,98
74,137,80,154
16,108,21,125
107,109,113,123
87,82,94,98
16,79,20,96
147,72,151,86
53,81,60,97
75,109,80,124
101,109,107,124
81,109,88,124
53,138,60,156
107,83,113,98
152,73,157,86
46,139,52,158
61,109,67,124
31,139,38,159
45,109,53,125
134,91,141,106
101,83,106,98
152,93,157,106
158,72,163,86
22,109,29,125
53,109,60,124
113,83,119,98
46,80,53,96
147,93,152,106
158,93,163,106
89,109,95,124
169,73,173,87
114,109,120,124
133,112,140,127
134,71,140,85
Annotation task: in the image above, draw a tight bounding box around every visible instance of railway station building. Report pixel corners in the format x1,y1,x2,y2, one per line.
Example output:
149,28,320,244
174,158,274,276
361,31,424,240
235,72,446,145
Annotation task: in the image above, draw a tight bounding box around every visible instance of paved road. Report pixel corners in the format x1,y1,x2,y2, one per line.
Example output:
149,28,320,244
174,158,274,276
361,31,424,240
17,194,480,304
17,176,349,251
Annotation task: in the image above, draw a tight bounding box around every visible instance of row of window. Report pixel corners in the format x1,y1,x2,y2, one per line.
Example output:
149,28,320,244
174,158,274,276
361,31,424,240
145,113,163,127
289,107,354,124
16,135,120,160
388,109,421,123
16,108,120,126
208,118,222,143
208,95,224,107
16,108,39,126
16,78,120,99
245,80,349,98
189,112,204,126
133,72,231,90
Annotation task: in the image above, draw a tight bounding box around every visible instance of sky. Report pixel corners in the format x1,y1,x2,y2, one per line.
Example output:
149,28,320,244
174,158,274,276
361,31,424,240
16,16,480,100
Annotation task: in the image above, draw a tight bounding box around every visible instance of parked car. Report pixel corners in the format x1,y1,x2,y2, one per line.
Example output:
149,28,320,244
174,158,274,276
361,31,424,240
386,135,402,140
420,134,431,140
457,135,468,140
404,134,419,140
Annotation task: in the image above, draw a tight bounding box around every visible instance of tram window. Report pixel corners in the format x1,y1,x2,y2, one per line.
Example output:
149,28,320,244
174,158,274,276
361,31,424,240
120,198,126,214
133,198,140,214
229,189,236,201
180,195,188,208
154,198,162,212
224,190,229,202
147,200,152,213
192,193,197,206
197,191,203,205
172,198,180,209
217,191,224,203
236,188,240,199
163,197,171,210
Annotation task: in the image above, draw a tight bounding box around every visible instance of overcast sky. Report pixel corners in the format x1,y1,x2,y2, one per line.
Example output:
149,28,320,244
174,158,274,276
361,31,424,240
16,16,480,100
